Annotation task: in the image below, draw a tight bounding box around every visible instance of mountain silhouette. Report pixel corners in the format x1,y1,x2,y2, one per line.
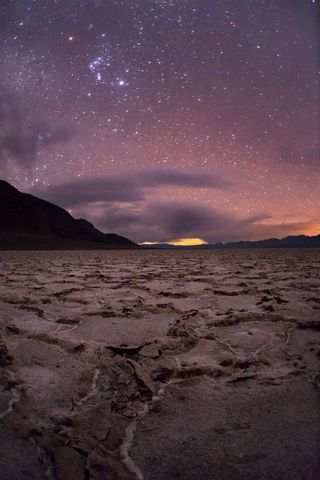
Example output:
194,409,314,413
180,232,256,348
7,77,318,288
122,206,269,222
212,236,320,248
0,180,137,249
143,236,320,249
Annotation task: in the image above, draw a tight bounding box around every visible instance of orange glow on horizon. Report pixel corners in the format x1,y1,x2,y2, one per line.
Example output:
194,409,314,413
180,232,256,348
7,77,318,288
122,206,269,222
140,237,208,246
140,227,320,247
303,225,320,237
169,237,208,246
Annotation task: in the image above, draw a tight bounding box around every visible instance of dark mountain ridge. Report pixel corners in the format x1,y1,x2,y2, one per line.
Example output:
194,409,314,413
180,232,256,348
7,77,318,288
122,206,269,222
143,235,320,249
213,235,320,248
0,180,137,249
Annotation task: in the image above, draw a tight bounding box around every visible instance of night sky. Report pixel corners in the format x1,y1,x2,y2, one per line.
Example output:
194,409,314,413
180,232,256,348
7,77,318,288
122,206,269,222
0,0,319,244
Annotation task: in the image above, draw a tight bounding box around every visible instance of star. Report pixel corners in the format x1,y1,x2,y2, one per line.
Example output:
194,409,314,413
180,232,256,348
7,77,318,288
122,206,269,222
0,0,318,242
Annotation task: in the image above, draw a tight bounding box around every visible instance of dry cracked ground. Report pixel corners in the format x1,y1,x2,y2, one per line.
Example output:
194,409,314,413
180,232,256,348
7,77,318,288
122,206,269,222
0,249,319,480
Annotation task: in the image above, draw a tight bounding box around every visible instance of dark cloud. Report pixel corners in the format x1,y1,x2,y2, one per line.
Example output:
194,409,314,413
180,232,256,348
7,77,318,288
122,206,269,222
139,169,228,189
42,176,144,205
92,200,314,244
37,172,314,243
38,169,229,207
0,92,73,168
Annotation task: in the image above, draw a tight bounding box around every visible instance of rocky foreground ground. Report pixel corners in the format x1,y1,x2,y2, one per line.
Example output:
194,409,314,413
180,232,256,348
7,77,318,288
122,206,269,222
0,249,319,480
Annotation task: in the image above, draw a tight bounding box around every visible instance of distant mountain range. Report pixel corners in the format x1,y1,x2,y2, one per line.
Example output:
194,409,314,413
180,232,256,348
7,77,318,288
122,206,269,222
213,236,320,248
1,179,319,250
0,180,137,249
143,234,320,249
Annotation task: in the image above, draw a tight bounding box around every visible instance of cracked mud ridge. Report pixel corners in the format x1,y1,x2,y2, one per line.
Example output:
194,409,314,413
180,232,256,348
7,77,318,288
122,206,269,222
0,249,319,480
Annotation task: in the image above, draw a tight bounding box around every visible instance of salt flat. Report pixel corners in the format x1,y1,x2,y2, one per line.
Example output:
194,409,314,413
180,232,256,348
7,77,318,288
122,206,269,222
0,249,319,480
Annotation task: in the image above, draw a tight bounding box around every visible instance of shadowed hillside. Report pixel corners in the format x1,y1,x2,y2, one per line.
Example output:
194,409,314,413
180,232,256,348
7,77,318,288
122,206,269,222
0,180,137,249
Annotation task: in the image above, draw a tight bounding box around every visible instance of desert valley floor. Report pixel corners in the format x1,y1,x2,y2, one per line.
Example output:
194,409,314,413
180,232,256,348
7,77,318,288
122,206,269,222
0,249,319,480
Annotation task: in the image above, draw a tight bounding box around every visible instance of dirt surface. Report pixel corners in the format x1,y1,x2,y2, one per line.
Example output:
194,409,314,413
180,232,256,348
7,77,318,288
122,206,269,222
0,249,319,479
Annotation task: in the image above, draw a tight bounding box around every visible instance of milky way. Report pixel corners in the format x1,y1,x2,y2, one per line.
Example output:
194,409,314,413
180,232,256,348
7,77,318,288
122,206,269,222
0,0,319,243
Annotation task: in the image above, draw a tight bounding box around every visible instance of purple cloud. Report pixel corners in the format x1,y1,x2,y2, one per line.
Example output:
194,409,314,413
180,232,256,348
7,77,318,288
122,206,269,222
37,168,229,207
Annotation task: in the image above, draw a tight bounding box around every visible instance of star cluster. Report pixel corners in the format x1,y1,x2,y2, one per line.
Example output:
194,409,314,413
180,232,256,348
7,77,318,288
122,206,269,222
0,0,319,242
